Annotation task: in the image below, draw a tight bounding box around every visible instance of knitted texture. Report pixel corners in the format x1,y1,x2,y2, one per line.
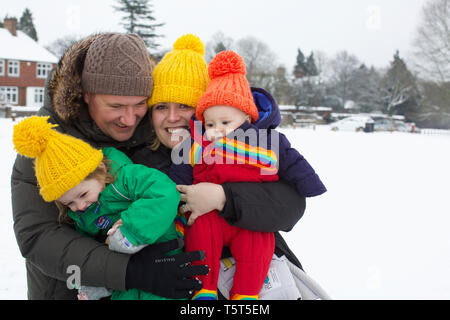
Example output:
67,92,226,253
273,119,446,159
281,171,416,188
196,50,258,123
230,293,258,300
147,34,209,108
192,289,217,300
13,116,103,202
82,33,153,97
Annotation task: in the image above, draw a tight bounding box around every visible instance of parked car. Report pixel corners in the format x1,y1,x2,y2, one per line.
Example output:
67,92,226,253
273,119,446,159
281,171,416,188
374,118,396,132
392,120,421,133
330,115,374,132
375,119,421,133
393,120,409,132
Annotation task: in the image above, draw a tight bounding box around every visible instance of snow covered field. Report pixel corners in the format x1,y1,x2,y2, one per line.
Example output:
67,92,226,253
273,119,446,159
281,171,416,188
1,118,449,300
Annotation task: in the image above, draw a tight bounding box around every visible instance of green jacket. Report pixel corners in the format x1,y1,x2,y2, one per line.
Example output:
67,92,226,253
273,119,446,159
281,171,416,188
67,147,180,300
68,147,179,246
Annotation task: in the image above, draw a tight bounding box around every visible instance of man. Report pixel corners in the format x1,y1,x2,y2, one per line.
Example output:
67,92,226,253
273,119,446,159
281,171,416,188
11,33,207,300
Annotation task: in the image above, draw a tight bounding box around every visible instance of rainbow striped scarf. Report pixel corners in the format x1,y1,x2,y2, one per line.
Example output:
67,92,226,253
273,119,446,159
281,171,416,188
189,136,278,175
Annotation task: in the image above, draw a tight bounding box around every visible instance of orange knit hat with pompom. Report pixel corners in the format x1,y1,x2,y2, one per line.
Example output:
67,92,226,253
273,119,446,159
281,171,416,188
196,50,258,123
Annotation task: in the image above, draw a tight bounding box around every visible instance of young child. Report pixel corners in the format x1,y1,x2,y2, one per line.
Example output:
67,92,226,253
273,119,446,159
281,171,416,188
170,50,327,300
13,116,181,300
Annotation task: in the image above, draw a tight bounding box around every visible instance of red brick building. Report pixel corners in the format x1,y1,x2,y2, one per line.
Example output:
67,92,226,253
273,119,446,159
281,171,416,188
0,18,57,107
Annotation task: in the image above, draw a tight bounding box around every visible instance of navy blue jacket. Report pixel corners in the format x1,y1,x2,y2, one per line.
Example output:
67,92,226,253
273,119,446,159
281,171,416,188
171,87,327,198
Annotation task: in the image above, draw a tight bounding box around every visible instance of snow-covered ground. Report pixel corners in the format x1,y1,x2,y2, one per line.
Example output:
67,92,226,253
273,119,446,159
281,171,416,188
1,118,450,300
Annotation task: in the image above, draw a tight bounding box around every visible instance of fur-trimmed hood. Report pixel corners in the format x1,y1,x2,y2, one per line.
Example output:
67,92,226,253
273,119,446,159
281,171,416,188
46,34,103,122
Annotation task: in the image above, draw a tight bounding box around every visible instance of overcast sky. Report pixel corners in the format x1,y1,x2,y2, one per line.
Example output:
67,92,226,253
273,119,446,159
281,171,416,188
2,0,428,71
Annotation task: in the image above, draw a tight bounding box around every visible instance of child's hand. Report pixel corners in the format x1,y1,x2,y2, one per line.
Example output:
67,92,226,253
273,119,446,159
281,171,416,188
106,219,123,245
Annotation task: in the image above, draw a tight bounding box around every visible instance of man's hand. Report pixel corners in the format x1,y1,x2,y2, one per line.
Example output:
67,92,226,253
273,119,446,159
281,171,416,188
125,238,208,299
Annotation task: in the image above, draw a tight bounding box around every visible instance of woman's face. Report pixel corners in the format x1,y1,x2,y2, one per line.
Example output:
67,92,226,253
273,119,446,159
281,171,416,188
151,102,195,149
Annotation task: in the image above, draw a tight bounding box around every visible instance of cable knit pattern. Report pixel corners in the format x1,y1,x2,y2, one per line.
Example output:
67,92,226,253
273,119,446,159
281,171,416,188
81,33,153,96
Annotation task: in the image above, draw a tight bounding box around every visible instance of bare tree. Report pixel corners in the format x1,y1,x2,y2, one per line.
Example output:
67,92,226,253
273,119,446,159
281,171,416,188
204,31,234,63
327,51,361,108
234,36,277,88
45,35,82,59
412,0,450,82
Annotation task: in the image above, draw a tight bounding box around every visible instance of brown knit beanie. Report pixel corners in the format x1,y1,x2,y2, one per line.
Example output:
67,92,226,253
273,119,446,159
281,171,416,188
82,33,153,97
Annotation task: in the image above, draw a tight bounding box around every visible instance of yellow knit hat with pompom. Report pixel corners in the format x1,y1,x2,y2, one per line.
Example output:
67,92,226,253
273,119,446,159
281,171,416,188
13,116,104,202
148,34,209,108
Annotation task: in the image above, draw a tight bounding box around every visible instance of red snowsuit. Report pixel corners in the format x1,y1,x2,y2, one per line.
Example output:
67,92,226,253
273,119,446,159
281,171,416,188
183,133,278,298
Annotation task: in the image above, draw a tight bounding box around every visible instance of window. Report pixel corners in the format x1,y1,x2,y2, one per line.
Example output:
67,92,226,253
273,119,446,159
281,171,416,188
8,60,20,77
36,63,52,79
34,88,45,104
0,60,4,76
0,86,19,104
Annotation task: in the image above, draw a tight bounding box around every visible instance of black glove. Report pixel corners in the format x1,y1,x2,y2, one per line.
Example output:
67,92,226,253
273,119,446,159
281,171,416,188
125,238,208,299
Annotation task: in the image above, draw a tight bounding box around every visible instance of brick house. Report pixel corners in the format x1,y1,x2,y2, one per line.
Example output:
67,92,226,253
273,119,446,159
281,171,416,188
0,18,57,108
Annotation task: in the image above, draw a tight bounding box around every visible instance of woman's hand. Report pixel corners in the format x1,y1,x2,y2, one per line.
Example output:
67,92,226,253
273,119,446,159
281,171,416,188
176,183,226,226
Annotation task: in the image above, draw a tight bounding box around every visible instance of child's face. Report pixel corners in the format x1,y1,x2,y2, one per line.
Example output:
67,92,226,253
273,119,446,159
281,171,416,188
203,105,251,141
58,178,105,213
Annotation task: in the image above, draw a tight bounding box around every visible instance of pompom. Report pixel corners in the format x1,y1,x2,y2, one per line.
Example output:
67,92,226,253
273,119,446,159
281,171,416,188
13,116,58,158
173,34,205,55
208,50,246,79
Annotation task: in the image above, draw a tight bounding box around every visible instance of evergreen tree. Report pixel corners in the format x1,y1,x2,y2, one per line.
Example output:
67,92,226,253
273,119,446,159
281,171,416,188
18,8,38,41
113,0,164,49
305,52,319,76
381,50,420,116
214,42,227,54
293,48,307,78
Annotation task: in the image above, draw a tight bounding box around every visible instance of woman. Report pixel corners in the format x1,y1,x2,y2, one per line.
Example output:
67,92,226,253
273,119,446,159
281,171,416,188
129,35,307,299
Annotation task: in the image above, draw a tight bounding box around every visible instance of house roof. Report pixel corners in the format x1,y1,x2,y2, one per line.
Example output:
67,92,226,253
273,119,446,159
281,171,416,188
0,28,58,63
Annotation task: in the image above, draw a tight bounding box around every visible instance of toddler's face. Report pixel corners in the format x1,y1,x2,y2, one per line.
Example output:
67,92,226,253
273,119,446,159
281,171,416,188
203,105,251,141
58,178,105,213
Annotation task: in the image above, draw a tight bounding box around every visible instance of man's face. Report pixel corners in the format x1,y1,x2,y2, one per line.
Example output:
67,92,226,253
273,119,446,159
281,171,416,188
84,94,148,142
